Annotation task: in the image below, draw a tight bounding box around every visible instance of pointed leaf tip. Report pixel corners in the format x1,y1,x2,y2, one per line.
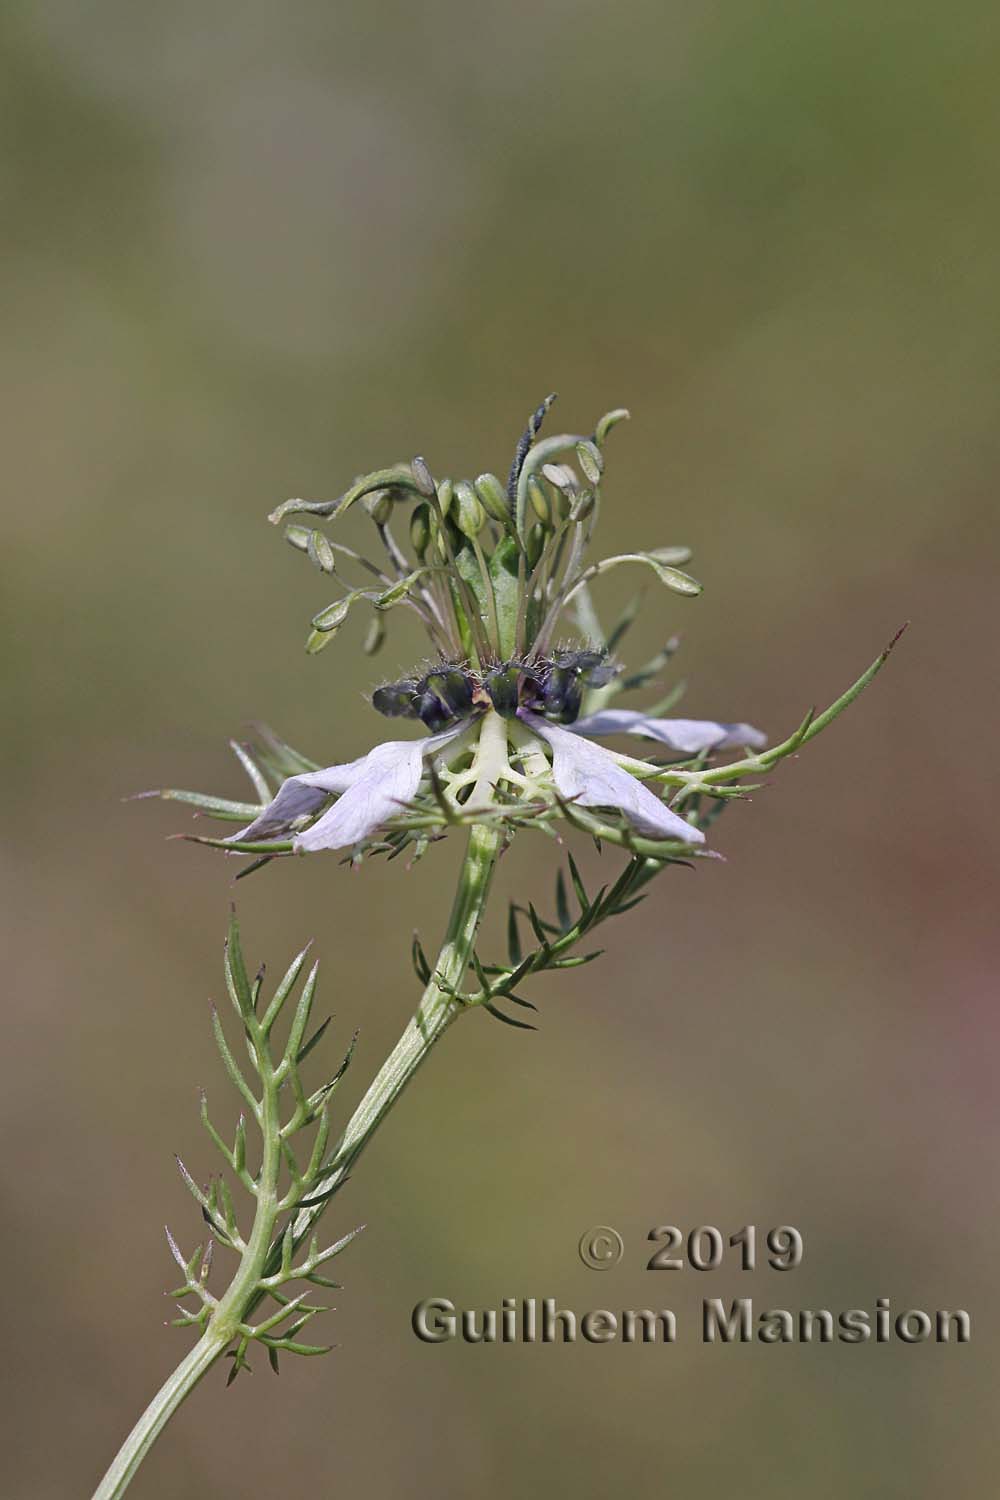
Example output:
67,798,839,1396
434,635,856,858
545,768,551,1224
883,621,910,657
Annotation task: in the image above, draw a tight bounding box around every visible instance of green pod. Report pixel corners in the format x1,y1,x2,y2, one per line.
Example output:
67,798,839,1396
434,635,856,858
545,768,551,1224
526,521,546,569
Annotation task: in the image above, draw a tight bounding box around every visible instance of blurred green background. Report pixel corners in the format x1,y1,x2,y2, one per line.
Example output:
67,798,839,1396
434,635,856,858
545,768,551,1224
4,1,998,1495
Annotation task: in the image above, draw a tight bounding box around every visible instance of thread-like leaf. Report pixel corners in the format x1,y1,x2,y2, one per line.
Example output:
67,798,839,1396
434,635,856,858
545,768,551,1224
296,1015,332,1067
283,962,320,1068
411,933,431,985
506,905,522,966
210,1004,260,1116
224,921,256,1027
482,1001,538,1031
229,741,272,804
260,943,313,1038
137,788,261,820
555,870,571,932
199,1092,235,1170
501,992,538,1012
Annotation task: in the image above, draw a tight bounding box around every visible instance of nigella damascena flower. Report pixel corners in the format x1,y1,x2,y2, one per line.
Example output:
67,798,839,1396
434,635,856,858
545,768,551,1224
152,397,883,869
223,654,765,857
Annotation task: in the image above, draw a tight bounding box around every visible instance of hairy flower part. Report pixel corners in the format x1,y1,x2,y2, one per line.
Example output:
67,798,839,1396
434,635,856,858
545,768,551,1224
146,401,900,869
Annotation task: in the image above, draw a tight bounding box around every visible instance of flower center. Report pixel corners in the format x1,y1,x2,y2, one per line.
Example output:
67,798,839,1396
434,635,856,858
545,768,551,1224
372,650,617,732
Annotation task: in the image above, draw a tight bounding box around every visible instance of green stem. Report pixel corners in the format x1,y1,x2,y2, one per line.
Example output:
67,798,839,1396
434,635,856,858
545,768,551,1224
97,1334,228,1498
91,821,503,1500
295,818,501,1211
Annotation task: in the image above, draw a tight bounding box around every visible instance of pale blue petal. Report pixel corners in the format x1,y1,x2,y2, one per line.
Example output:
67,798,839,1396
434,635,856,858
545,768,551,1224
230,726,464,849
572,708,766,754
520,712,704,844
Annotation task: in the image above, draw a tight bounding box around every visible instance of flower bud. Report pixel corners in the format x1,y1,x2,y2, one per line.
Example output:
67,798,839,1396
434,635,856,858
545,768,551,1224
575,440,603,486
527,475,551,526
307,528,337,574
526,521,547,568
541,466,574,522
363,488,393,526
454,480,485,539
410,503,431,558
431,524,451,565
594,407,629,446
411,455,437,498
474,472,511,523
311,597,352,632
436,477,455,520
570,490,596,523
363,615,386,656
541,462,576,492
284,523,311,552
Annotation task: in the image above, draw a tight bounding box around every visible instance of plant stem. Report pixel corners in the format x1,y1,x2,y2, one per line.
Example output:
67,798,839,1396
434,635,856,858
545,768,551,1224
294,817,502,1220
92,821,503,1500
